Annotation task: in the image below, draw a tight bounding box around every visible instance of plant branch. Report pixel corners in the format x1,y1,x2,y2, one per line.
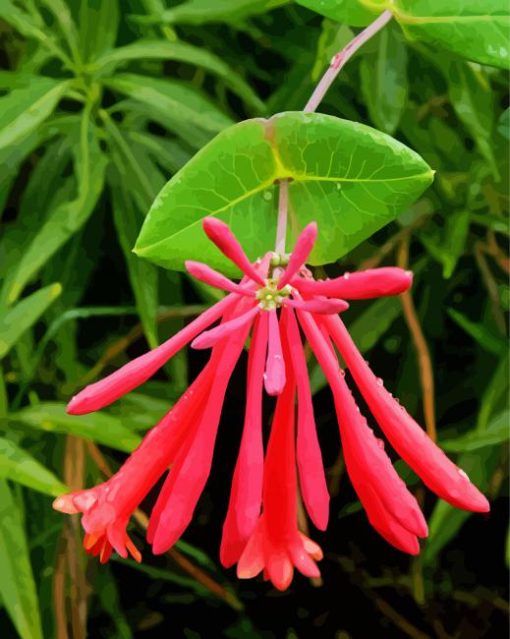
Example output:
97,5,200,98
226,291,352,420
304,10,393,113
397,234,437,442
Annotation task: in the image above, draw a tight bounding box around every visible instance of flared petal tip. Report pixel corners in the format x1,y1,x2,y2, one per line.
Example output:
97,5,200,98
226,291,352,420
53,494,79,514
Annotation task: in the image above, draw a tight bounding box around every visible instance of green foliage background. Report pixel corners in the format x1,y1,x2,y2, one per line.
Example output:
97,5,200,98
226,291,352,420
0,1,508,637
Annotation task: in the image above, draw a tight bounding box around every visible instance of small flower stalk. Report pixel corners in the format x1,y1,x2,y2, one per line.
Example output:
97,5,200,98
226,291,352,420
55,217,489,590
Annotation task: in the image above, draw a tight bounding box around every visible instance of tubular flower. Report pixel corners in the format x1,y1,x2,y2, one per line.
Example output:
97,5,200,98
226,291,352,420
54,217,489,588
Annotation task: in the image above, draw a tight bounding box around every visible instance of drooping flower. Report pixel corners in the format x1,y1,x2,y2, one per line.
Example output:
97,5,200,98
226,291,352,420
54,217,489,589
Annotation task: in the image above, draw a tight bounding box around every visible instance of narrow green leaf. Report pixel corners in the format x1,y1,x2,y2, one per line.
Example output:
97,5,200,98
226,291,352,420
79,0,120,61
477,352,509,431
110,175,159,349
0,479,43,639
360,24,408,134
447,308,506,355
419,211,470,278
11,403,141,452
95,40,264,112
103,73,233,137
446,61,498,177
441,410,509,452
0,437,68,496
0,75,69,149
393,0,510,69
0,283,62,359
135,112,433,274
2,114,107,305
159,0,288,25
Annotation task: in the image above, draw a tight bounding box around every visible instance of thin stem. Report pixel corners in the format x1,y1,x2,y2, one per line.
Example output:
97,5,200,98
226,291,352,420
275,179,289,253
275,10,393,253
304,10,393,113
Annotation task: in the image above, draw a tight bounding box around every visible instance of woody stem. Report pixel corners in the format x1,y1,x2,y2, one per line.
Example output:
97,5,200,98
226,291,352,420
274,9,393,252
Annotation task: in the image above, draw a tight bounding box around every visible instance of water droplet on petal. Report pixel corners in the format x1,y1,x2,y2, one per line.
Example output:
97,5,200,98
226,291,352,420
376,438,385,450
376,377,384,387
340,370,345,377
343,272,350,280
458,469,470,482
263,373,268,381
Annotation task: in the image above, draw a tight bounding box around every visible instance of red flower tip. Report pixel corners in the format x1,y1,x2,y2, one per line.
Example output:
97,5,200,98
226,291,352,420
278,222,318,289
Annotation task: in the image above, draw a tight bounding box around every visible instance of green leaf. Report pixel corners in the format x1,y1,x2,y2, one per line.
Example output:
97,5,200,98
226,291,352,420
110,175,159,349
0,437,68,496
135,112,433,274
11,403,141,453
103,74,233,138
296,0,384,26
498,107,509,140
157,0,288,25
360,24,408,134
0,75,69,149
392,0,510,69
0,479,43,639
446,61,498,177
0,283,62,359
79,0,120,61
2,114,107,305
419,210,470,278
447,308,507,355
94,40,264,112
441,410,510,452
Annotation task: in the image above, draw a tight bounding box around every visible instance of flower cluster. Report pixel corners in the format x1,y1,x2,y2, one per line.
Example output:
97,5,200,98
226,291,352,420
54,218,489,590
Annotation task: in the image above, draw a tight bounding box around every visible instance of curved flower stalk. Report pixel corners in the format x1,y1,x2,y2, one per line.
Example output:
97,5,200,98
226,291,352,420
54,217,489,589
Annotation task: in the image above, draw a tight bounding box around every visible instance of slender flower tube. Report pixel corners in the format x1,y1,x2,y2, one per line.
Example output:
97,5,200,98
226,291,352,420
220,315,267,567
322,315,490,513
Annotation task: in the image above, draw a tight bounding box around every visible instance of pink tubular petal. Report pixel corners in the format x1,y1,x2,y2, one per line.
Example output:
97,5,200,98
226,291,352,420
277,222,317,289
283,307,329,530
264,310,286,396
237,521,265,579
150,307,252,554
297,311,428,541
266,551,294,591
202,217,265,285
288,541,321,578
185,261,255,297
220,315,267,568
323,315,490,513
283,297,349,315
66,293,239,415
191,304,259,349
359,483,420,555
294,267,413,299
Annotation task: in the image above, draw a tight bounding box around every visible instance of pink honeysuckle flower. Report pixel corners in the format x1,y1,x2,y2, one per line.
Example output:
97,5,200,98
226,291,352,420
54,216,489,590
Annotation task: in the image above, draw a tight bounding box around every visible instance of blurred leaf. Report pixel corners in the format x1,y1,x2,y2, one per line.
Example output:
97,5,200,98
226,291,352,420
447,308,506,355
94,567,133,639
0,479,43,639
2,113,107,305
393,0,510,69
423,444,499,565
95,40,264,112
0,283,62,359
498,107,509,140
0,75,69,149
441,410,509,452
360,24,408,134
0,437,68,496
154,0,288,25
79,0,119,61
446,61,498,177
103,74,233,137
135,112,433,274
110,174,159,349
11,403,141,452
477,352,509,431
420,211,470,278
